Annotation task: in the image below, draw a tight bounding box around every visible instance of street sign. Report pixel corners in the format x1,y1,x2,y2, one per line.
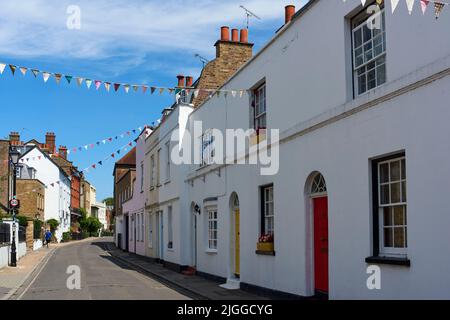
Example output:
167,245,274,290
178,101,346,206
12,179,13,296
10,199,20,208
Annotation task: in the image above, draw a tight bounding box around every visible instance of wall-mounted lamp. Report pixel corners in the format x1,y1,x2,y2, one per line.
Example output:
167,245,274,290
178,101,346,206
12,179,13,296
194,204,201,214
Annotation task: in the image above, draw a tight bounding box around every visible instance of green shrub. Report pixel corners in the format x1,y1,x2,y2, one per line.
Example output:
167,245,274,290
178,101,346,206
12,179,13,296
16,215,29,227
81,231,90,239
46,219,59,231
62,232,71,242
33,219,43,239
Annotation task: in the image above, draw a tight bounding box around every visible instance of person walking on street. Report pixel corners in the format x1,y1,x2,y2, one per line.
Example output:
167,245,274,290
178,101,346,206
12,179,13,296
45,229,52,248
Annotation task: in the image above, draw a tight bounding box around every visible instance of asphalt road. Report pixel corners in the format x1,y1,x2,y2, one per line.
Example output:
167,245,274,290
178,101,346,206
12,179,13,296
18,238,189,300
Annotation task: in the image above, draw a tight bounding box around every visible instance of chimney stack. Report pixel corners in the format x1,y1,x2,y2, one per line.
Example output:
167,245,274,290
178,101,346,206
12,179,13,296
231,29,239,42
177,75,185,88
285,5,296,24
220,26,230,41
240,29,248,43
9,132,20,145
59,146,68,159
186,76,193,88
45,132,56,154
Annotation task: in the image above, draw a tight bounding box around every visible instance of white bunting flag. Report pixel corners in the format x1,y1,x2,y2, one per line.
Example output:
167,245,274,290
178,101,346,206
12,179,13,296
124,84,130,93
76,77,84,87
0,63,6,74
391,0,400,13
43,72,51,83
19,67,28,76
86,79,92,89
406,0,415,14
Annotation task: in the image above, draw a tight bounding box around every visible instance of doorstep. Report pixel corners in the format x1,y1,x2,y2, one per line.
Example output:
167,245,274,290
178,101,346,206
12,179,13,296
103,242,267,300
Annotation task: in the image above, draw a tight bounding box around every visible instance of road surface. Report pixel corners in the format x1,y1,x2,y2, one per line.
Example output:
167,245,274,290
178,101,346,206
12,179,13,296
17,238,189,300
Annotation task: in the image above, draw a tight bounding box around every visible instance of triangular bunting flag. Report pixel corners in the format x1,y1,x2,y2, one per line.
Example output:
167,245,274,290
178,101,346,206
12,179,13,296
98,161,103,166
151,87,156,94
9,65,16,75
104,82,111,92
54,73,62,84
65,75,73,84
31,69,39,77
159,88,165,95
133,85,139,92
114,83,121,92
19,67,28,76
124,84,130,93
434,1,445,19
95,80,102,90
406,0,415,14
0,63,6,74
76,77,84,86
43,72,50,83
86,79,92,89
142,86,148,94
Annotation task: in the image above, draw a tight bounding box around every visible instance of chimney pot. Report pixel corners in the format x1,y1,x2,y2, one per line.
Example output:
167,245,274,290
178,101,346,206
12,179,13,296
221,26,230,41
240,29,248,43
59,146,68,159
231,29,239,42
45,132,56,154
285,5,296,24
186,76,193,88
9,132,20,143
177,75,185,87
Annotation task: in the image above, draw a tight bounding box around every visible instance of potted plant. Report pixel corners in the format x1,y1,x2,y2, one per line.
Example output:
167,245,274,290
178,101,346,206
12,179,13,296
257,233,274,252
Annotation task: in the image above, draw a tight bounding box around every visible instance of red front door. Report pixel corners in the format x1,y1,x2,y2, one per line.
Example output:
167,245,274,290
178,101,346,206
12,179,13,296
313,197,328,293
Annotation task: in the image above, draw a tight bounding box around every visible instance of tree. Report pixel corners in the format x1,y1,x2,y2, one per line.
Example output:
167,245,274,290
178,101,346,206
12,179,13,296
46,219,60,232
102,197,114,207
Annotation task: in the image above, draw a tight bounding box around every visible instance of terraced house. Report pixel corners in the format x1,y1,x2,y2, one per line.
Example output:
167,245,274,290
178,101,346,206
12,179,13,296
115,0,450,299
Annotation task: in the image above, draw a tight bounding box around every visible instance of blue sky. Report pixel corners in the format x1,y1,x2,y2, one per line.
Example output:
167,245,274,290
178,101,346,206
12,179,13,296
0,0,305,201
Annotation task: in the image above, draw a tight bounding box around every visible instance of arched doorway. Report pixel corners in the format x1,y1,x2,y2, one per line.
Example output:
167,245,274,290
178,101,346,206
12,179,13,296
229,193,240,278
308,172,328,295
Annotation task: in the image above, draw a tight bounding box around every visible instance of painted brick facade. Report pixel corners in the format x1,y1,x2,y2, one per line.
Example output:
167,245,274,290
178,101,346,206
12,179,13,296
0,140,11,216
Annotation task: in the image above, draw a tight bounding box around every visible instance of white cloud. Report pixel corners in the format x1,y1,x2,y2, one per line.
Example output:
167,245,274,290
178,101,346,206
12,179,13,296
0,0,306,77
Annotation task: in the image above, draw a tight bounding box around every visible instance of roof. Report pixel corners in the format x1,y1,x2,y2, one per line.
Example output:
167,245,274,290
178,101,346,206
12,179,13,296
117,146,136,165
19,145,70,179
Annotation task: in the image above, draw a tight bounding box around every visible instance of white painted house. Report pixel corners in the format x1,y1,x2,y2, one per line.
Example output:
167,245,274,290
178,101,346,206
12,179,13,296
177,0,450,299
19,146,71,242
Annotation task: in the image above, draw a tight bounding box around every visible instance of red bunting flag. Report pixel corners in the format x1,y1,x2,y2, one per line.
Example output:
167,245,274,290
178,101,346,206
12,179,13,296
114,83,121,91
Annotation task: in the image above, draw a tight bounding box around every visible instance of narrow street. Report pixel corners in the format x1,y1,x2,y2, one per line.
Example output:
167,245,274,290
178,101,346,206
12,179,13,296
17,238,189,300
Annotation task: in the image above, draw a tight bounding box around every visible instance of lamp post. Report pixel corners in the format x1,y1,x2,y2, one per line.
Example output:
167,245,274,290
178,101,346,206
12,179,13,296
9,146,20,267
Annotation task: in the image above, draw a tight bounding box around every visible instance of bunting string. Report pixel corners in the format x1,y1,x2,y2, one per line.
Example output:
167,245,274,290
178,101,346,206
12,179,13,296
0,61,249,98
343,0,448,18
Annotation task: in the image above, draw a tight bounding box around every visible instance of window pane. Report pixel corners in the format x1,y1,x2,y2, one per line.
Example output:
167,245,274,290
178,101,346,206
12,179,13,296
383,207,392,226
401,159,406,180
380,163,389,183
393,206,404,225
380,185,389,205
363,26,371,42
384,227,393,247
391,182,401,203
364,42,373,61
401,181,407,203
367,68,376,90
376,64,386,85
358,73,366,95
390,161,401,181
394,227,405,248
354,29,362,48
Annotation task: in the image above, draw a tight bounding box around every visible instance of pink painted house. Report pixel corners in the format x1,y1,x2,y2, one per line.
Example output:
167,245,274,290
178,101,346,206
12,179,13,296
122,127,151,256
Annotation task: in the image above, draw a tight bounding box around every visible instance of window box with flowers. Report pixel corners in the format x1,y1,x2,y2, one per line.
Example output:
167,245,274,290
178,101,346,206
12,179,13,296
256,233,275,256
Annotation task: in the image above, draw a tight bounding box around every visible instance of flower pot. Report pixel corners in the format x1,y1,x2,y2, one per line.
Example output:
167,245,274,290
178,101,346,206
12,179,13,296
257,242,274,252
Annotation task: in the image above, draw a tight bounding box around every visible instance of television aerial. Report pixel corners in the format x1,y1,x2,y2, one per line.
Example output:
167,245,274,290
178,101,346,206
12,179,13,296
240,5,261,30
194,53,209,68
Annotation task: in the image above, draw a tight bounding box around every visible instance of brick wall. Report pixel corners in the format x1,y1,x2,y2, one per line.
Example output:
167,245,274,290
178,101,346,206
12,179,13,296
16,179,45,220
0,140,10,216
192,40,253,107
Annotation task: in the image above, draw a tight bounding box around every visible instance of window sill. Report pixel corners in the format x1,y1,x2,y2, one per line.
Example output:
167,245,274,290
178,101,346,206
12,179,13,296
205,249,218,255
365,256,411,267
255,250,276,256
164,180,171,185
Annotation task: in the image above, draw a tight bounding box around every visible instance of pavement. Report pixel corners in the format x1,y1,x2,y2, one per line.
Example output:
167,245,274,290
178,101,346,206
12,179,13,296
0,237,267,300
103,242,267,300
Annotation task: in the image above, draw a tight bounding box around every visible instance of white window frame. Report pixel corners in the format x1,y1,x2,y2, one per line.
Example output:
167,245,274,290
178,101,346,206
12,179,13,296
352,7,386,96
207,209,218,251
262,185,274,236
140,162,144,192
165,141,171,182
150,155,155,188
252,84,266,130
377,156,407,256
167,206,173,249
200,129,215,167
